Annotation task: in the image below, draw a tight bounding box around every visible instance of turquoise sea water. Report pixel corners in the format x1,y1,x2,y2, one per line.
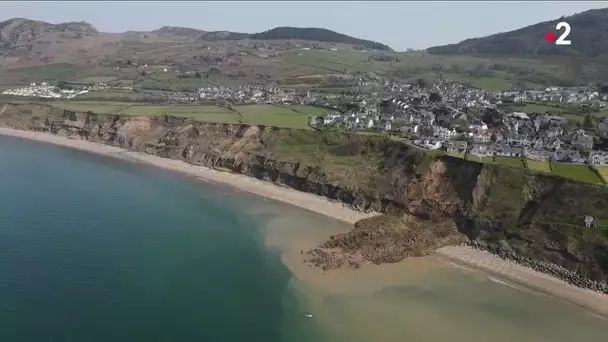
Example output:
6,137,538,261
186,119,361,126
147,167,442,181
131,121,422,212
0,135,607,342
0,136,318,342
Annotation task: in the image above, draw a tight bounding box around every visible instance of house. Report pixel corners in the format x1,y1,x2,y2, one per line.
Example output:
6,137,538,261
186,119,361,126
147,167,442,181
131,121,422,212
472,131,492,143
416,124,434,137
380,113,395,121
314,116,325,125
414,139,442,150
471,143,496,156
446,141,468,154
571,130,594,150
434,126,457,141
549,138,563,150
497,146,524,157
590,151,608,166
597,121,608,138
584,215,595,229
505,134,532,147
531,139,544,150
361,118,375,129
378,120,392,132
525,148,551,160
554,149,585,163
344,116,359,129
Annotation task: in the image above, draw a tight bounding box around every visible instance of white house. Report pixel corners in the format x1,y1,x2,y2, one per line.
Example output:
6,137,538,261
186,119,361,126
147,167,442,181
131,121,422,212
434,126,457,141
590,151,608,166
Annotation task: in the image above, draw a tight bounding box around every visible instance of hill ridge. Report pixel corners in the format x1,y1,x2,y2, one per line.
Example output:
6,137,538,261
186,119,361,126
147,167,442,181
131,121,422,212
426,7,608,57
0,17,391,51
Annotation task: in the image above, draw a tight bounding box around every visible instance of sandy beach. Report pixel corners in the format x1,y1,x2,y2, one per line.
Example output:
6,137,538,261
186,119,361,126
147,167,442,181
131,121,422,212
1,127,608,319
435,246,608,318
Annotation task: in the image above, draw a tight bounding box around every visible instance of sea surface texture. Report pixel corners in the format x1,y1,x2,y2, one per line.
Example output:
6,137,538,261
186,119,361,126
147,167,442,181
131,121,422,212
0,136,607,342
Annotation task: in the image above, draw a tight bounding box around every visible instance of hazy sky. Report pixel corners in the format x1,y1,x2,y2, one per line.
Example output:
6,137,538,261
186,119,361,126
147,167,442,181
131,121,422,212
2,1,607,51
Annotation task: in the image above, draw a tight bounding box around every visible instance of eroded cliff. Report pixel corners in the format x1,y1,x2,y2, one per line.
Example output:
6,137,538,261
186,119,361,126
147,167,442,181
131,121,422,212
1,103,607,291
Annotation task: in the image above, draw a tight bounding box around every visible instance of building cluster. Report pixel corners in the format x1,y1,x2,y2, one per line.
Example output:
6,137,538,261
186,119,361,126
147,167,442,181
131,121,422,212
1,82,92,99
197,86,297,104
309,80,608,167
3,77,607,168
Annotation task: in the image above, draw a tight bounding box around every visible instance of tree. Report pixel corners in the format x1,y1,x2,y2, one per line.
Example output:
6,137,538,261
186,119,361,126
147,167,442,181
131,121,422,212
194,72,202,78
429,92,442,103
450,64,462,73
583,114,595,129
416,78,427,88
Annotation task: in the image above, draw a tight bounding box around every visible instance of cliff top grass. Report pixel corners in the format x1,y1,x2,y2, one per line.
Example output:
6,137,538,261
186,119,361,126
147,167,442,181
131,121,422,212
598,167,608,183
268,129,386,189
526,159,552,173
1,99,320,130
551,162,602,184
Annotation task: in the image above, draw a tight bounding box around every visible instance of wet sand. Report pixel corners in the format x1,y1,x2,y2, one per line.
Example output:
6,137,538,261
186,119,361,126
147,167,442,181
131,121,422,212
2,127,608,323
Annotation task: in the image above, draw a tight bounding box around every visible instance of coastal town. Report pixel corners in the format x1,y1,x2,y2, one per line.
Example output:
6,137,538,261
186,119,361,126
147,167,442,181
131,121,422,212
3,78,608,173
1,6,608,334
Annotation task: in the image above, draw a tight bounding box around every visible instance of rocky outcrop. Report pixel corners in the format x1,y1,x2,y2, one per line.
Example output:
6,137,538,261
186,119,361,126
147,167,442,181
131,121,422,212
0,18,97,48
305,214,466,270
0,103,607,292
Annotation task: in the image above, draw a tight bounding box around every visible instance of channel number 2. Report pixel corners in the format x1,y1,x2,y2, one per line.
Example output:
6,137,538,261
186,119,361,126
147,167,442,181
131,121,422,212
555,22,571,46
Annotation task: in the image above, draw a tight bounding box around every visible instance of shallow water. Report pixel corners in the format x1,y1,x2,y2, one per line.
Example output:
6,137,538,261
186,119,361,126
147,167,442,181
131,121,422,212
0,135,607,342
258,203,608,342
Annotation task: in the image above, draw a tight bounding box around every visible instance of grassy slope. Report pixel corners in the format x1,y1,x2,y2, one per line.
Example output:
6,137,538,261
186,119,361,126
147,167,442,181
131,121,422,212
551,162,602,184
12,100,325,129
0,49,587,91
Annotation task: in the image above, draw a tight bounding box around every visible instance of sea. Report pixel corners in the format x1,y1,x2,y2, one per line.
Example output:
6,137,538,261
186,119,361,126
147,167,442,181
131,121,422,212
0,135,607,342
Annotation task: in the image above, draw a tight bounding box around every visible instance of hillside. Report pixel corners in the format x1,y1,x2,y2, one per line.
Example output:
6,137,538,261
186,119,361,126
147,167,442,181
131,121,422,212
427,8,608,57
152,26,205,38
0,102,607,292
0,18,97,48
0,17,390,51
247,27,391,51
0,15,606,90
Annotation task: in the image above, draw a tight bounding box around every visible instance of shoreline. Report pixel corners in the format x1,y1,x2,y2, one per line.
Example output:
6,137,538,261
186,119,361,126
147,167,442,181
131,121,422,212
0,127,373,225
1,127,607,318
436,245,608,318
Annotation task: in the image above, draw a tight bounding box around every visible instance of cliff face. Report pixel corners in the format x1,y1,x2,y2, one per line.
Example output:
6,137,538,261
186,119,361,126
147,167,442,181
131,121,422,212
1,103,607,285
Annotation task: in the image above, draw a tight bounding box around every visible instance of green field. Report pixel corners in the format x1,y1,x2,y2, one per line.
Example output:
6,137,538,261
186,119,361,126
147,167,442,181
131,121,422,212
119,105,241,123
466,154,494,164
597,166,608,183
526,159,552,173
285,104,330,116
550,162,602,184
467,77,512,90
233,104,310,129
511,103,571,113
47,101,131,114
43,101,318,129
75,90,141,101
445,152,465,159
495,156,525,168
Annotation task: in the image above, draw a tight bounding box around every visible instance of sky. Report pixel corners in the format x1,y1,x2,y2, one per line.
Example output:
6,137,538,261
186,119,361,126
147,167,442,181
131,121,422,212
1,1,607,51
